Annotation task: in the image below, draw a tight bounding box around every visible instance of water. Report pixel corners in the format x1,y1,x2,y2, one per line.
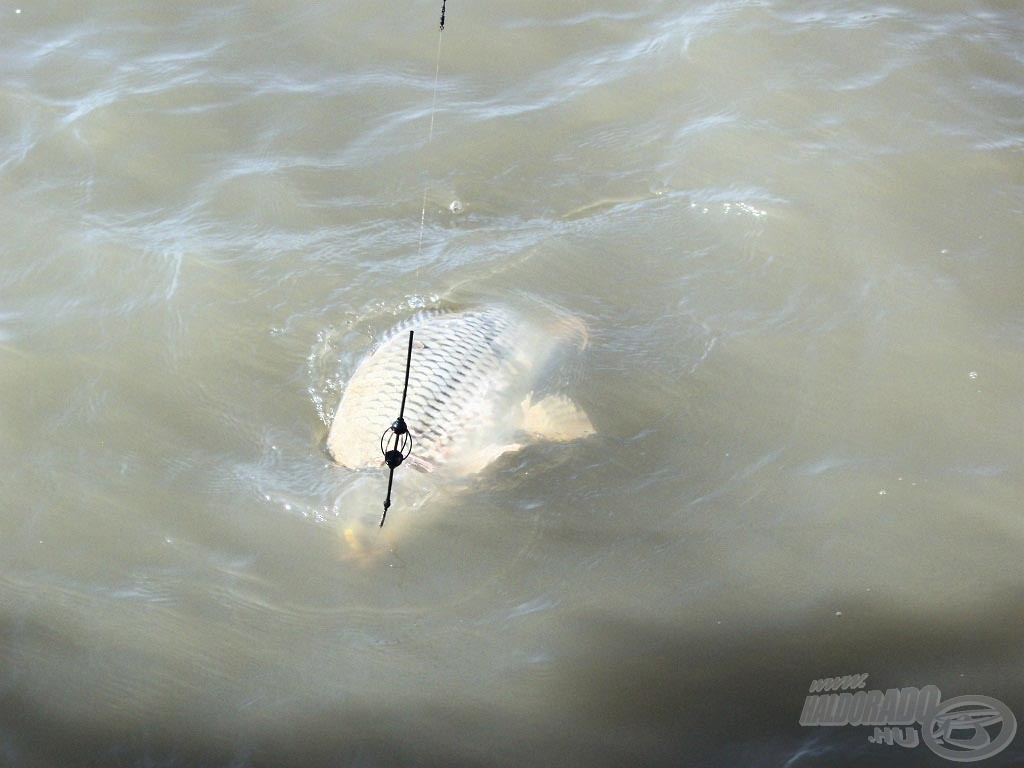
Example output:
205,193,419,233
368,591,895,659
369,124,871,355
1,1,1022,766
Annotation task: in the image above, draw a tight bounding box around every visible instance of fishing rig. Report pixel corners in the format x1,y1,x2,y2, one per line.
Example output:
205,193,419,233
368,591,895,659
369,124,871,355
379,330,414,526
377,1,448,525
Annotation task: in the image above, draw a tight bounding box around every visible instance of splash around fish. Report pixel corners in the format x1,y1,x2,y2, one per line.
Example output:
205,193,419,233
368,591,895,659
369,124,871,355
325,301,594,559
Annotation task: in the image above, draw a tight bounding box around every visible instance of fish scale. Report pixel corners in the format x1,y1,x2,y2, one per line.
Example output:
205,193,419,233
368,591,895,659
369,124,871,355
327,305,594,478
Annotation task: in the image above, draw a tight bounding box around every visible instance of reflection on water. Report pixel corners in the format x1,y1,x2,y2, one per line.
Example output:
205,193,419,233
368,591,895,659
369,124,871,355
1,0,1022,765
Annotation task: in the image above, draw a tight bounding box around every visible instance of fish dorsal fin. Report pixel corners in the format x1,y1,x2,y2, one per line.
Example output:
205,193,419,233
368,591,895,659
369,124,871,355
520,393,594,442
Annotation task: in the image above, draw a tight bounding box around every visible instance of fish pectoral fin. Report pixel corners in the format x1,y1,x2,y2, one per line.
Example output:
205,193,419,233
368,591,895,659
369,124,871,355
452,443,524,475
520,394,595,442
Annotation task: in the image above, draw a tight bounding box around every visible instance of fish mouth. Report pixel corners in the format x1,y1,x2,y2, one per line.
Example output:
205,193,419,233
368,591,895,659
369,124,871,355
327,474,389,562
335,523,394,565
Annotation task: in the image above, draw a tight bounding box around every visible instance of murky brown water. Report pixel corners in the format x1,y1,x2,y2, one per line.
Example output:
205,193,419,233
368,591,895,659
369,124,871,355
1,1,1022,766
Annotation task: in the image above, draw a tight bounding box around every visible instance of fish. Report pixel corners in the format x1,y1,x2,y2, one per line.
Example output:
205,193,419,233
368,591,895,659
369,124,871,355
327,305,594,480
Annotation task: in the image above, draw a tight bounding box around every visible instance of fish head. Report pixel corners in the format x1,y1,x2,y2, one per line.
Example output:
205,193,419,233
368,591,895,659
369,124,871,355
330,470,439,564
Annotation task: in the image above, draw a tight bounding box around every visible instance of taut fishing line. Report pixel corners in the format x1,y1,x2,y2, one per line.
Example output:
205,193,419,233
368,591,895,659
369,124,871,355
416,0,447,260
380,1,448,523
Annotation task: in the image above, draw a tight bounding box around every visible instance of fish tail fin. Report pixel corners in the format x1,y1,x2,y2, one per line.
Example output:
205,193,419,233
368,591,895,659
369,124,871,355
521,394,595,442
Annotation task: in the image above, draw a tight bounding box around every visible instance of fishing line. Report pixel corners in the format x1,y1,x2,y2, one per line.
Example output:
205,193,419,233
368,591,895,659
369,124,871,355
378,2,448,523
416,0,447,259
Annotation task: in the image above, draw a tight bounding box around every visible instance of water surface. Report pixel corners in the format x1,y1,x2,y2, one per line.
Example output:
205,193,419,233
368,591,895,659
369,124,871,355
1,1,1022,765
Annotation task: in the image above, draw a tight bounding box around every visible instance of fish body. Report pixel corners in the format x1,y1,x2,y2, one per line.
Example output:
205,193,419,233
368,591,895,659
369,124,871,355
327,306,593,479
